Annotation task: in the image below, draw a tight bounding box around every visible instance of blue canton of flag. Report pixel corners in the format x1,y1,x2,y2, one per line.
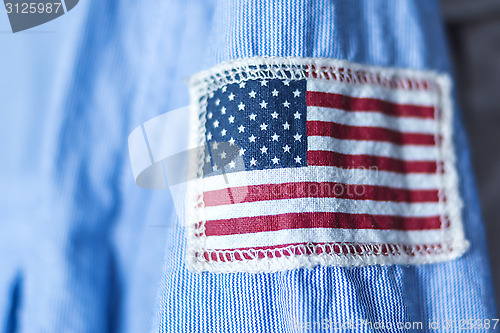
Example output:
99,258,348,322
203,78,307,176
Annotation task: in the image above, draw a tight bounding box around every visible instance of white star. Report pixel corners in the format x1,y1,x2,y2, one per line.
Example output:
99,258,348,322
283,100,290,108
249,113,257,121
209,92,214,98
205,155,211,162
260,146,268,154
249,90,257,98
229,137,235,145
293,89,301,97
228,161,236,169
283,145,291,153
238,102,245,111
271,111,279,119
213,120,219,128
220,151,227,159
250,157,257,166
207,132,212,140
294,133,302,141
221,129,227,136
283,80,290,86
294,156,302,164
212,142,219,149
261,80,268,86
208,112,213,119
272,156,280,164
272,89,279,96
239,148,246,156
294,111,301,119
221,107,226,114
215,99,220,105
249,135,256,142
222,86,227,92
228,115,235,123
238,125,245,133
228,93,235,101
260,123,268,131
239,81,246,88
271,133,279,141
283,122,290,130
212,164,218,171
260,100,268,108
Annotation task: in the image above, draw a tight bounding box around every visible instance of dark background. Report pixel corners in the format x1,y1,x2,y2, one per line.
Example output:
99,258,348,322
442,0,500,309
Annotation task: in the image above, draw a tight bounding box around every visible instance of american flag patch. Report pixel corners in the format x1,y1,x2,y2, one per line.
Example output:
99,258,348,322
186,57,468,273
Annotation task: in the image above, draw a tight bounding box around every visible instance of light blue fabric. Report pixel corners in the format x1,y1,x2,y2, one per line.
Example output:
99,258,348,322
155,1,497,332
0,1,176,332
0,0,496,332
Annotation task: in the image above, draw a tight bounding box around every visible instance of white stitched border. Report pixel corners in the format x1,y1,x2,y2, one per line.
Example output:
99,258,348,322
186,56,468,273
192,241,469,273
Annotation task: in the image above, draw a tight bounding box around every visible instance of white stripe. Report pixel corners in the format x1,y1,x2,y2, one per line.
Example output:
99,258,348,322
307,78,437,107
308,136,438,161
197,166,439,192
205,228,443,249
307,106,437,134
204,197,441,220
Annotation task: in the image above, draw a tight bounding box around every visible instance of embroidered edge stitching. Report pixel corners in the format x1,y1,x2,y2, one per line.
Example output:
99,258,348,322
185,56,469,273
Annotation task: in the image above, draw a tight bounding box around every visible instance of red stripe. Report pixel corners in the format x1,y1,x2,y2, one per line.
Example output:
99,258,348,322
203,212,442,236
307,150,437,173
306,91,435,118
199,242,444,262
203,182,438,207
307,121,436,146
